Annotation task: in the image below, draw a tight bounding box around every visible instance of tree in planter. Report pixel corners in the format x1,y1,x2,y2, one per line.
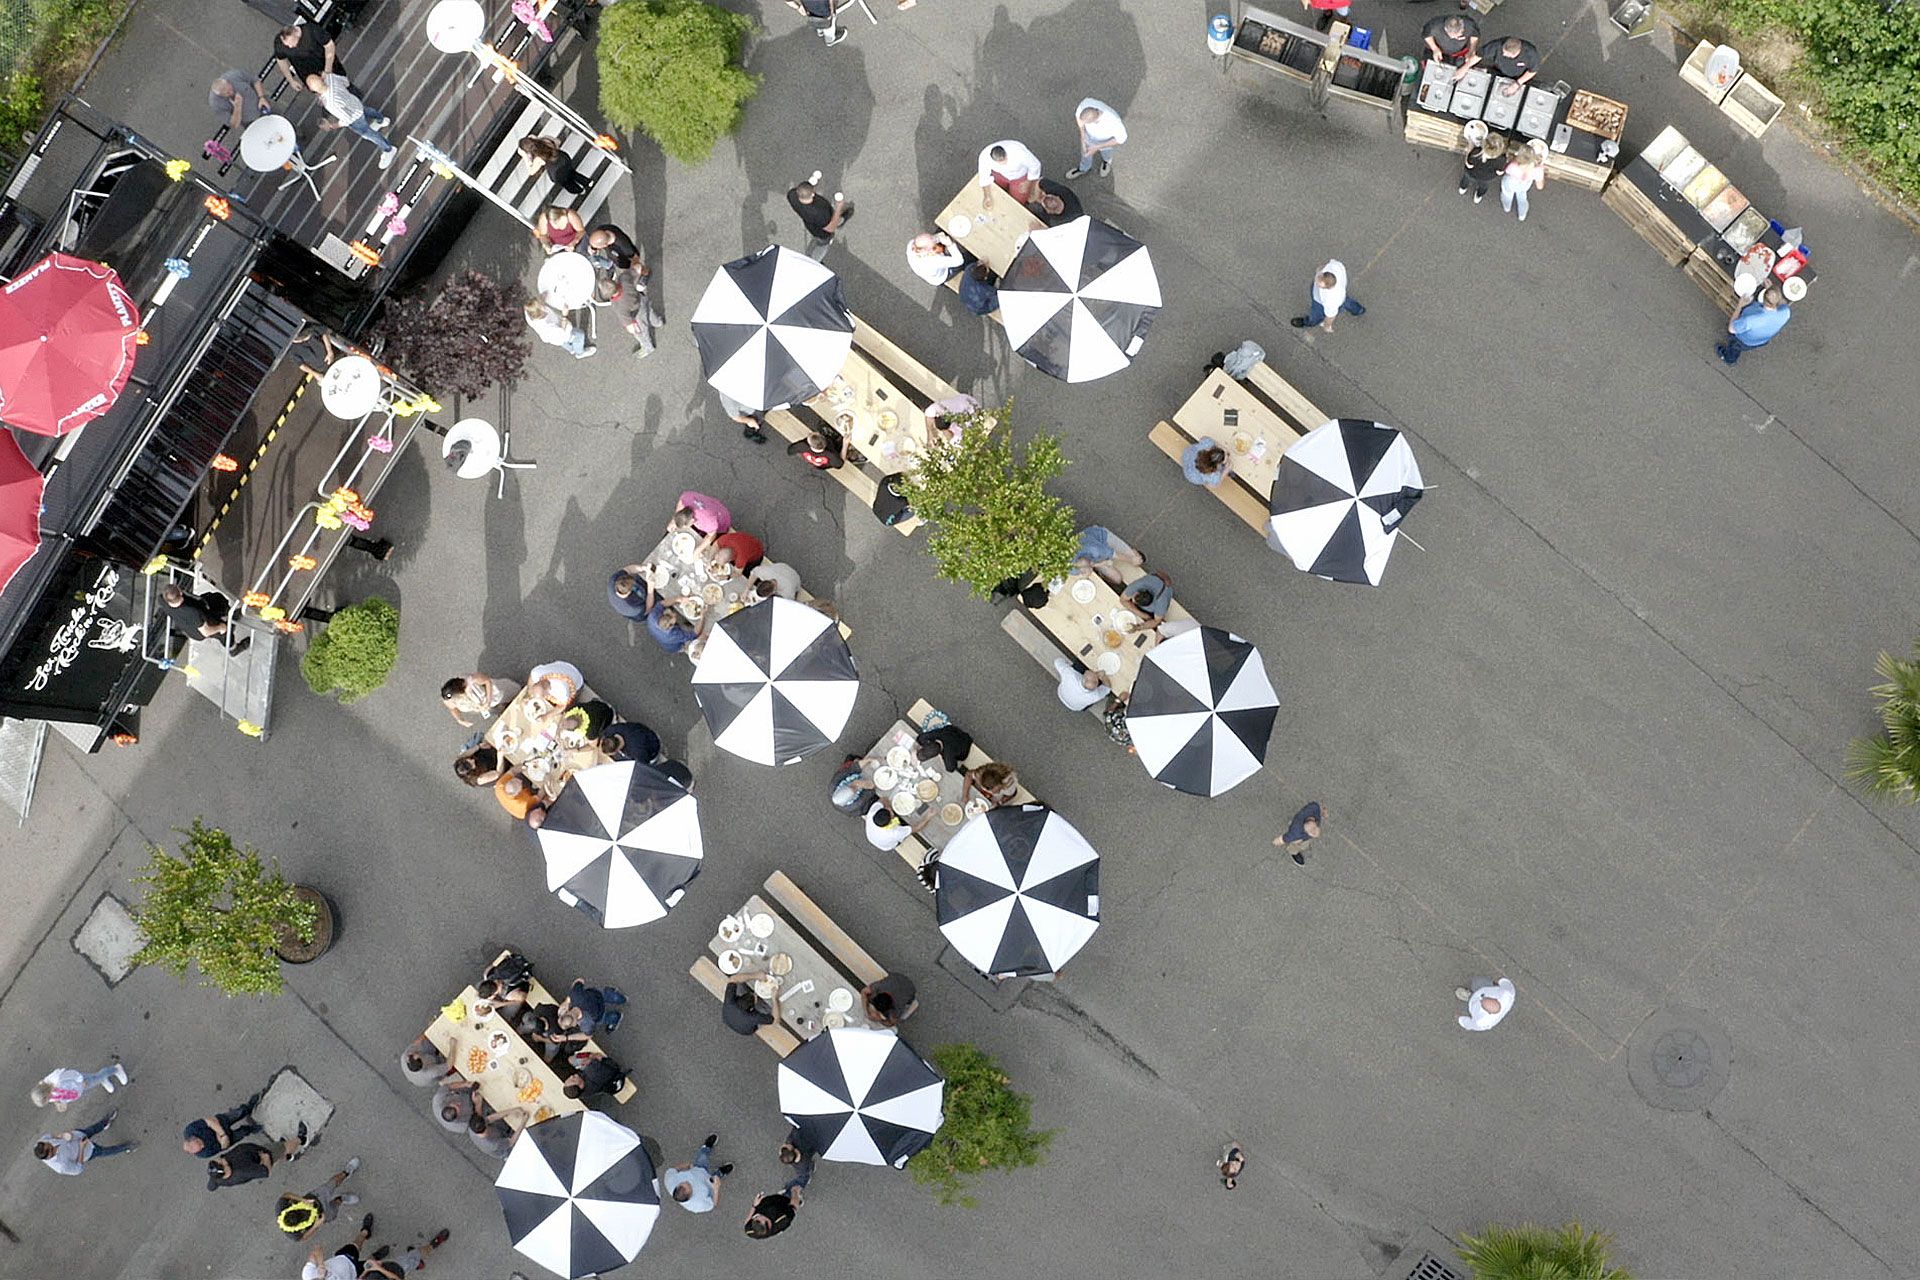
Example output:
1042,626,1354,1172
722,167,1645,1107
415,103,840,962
1846,642,1920,804
899,400,1079,601
597,0,758,165
130,821,316,997
908,1044,1053,1207
300,597,399,703
1456,1222,1630,1280
372,271,530,402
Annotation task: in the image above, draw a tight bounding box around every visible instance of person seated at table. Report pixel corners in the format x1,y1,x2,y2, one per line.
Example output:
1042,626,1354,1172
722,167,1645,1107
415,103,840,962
914,721,974,773
532,204,586,254
432,1076,477,1133
923,392,982,444
608,566,652,621
1460,35,1539,90
978,138,1043,206
561,980,627,1035
722,980,780,1036
560,699,613,748
601,721,663,764
1073,525,1145,586
1027,177,1083,227
964,762,1021,808
561,1052,628,1100
1182,437,1232,488
495,771,544,824
401,1036,446,1086
519,1001,571,1061
454,744,503,789
1423,13,1479,64
478,951,535,1007
831,755,877,813
670,490,732,538
645,599,703,655
519,136,590,197
787,427,844,471
441,673,518,728
709,529,765,574
959,262,1000,317
1123,570,1175,621
864,801,933,852
749,560,802,601
1053,657,1113,712
468,1099,529,1160
906,231,966,286
860,973,919,1027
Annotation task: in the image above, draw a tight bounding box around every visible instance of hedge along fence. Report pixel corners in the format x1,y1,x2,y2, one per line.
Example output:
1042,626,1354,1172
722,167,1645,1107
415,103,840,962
1,0,130,153
1665,0,1920,209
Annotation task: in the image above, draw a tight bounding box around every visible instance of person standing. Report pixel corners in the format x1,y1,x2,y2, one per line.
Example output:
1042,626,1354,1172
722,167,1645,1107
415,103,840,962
787,176,851,261
561,979,627,1034
517,137,589,196
1456,977,1517,1030
523,299,595,359
34,1110,136,1174
1218,1142,1246,1190
1272,800,1324,866
663,1134,733,1213
977,139,1043,206
159,582,229,640
744,1151,812,1239
1462,35,1541,90
207,1128,311,1189
301,1216,375,1280
272,24,353,96
1422,13,1480,64
306,72,397,170
1716,287,1791,365
358,1229,450,1277
275,1157,363,1241
1499,139,1548,223
440,674,518,728
181,1090,268,1157
31,1061,127,1113
1289,260,1365,332
1457,126,1507,205
209,70,272,132
1066,98,1127,180
784,0,845,46
719,390,769,444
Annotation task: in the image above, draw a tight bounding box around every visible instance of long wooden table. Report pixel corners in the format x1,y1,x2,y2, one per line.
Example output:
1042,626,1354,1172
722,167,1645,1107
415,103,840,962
1021,569,1191,699
688,872,889,1057
861,697,1037,871
1151,359,1328,533
934,179,1042,278
764,314,974,537
484,684,612,801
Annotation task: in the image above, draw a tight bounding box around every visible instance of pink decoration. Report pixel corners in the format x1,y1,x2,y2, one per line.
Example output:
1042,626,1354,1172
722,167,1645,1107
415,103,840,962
386,216,409,238
375,193,401,218
341,511,373,531
366,434,394,453
511,0,554,42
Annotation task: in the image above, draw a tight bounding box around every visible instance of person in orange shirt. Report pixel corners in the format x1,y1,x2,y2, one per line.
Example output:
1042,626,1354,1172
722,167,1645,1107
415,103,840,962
495,771,544,826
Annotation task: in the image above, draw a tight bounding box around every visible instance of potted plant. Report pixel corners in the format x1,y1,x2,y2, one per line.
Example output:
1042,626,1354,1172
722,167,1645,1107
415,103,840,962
1846,641,1920,804
130,821,328,997
373,271,530,403
899,400,1080,601
301,596,399,703
1457,1222,1630,1280
908,1044,1053,1207
597,0,759,164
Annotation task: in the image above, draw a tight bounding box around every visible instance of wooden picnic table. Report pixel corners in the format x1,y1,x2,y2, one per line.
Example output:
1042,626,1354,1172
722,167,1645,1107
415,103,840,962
484,684,612,802
1152,359,1329,534
689,872,889,1055
637,528,757,624
859,698,1036,871
1024,569,1191,699
423,983,584,1125
934,179,1043,278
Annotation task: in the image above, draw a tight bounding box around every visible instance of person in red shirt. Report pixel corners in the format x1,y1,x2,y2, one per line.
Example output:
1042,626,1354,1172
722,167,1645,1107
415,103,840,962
710,530,765,574
786,428,844,471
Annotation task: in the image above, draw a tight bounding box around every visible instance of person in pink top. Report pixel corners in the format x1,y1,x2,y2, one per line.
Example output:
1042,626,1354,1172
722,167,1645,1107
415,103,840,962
31,1062,127,1113
671,491,733,538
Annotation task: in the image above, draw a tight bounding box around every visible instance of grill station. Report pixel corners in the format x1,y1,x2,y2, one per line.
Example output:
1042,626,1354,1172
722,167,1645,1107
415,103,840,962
1224,5,1409,124
1405,63,1622,192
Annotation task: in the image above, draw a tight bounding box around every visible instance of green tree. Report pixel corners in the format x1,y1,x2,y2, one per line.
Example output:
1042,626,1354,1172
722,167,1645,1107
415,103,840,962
300,597,400,703
1457,1223,1631,1280
899,400,1079,600
908,1043,1054,1207
596,0,758,164
1846,644,1920,804
130,821,316,997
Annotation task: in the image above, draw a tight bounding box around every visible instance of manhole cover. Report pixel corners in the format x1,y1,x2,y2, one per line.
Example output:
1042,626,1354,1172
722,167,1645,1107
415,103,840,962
1627,1006,1731,1111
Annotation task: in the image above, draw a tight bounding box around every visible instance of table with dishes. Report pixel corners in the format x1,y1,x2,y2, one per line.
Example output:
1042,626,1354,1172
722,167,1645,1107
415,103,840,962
483,682,611,801
1151,359,1329,533
934,179,1043,279
1025,568,1190,699
858,699,1038,870
421,984,584,1125
707,894,873,1041
637,528,758,627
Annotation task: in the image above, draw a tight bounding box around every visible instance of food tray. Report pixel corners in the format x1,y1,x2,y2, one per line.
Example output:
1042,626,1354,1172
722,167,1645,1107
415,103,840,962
1682,164,1728,209
1699,184,1749,232
1723,208,1769,254
1640,126,1689,171
1566,90,1629,140
1659,146,1708,189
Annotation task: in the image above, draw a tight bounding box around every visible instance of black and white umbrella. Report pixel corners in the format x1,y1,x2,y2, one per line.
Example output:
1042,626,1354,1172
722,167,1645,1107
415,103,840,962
936,805,1100,978
1125,627,1279,797
690,245,853,410
536,760,702,928
998,216,1160,383
1266,419,1425,586
495,1111,659,1278
776,1027,945,1168
692,597,858,765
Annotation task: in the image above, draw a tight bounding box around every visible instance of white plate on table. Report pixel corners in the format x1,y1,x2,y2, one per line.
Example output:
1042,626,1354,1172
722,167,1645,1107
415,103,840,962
1096,651,1122,675
873,765,899,790
753,977,781,1000
892,789,920,815
718,915,744,943
885,745,914,771
645,562,673,590
827,987,855,1012
717,948,745,975
1070,578,1097,604
1113,607,1139,630
946,214,972,238
964,797,989,818
747,913,775,938
670,531,697,558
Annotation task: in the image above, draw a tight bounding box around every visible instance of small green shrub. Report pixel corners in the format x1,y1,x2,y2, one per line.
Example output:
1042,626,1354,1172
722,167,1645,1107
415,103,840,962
130,821,316,997
0,71,47,150
1846,643,1920,804
907,1044,1053,1207
1457,1222,1630,1280
899,399,1079,600
300,597,399,703
596,0,758,165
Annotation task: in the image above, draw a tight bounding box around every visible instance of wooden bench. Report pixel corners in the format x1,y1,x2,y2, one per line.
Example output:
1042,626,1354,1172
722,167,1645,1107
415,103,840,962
891,697,1040,869
687,955,802,1057
1150,420,1272,533
1155,358,1329,534
763,871,889,984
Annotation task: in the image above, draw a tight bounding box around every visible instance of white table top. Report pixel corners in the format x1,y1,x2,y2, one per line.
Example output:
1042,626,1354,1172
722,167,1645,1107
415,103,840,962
320,354,385,419
539,251,598,310
239,115,297,172
426,0,486,51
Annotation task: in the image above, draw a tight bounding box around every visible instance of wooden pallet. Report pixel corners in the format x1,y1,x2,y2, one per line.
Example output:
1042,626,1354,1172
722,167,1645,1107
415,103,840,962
1601,175,1693,267
1683,248,1741,316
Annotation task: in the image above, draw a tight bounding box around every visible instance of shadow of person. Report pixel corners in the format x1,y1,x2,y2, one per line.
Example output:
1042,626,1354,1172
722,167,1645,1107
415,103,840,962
736,26,878,257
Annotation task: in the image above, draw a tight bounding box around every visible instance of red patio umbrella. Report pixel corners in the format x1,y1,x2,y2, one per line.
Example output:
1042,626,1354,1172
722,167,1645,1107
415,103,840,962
0,253,141,437
0,432,45,594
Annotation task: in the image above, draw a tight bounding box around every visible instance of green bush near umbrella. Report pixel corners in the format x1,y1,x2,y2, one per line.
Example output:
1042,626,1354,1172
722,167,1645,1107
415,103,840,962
1456,1222,1630,1280
907,1043,1053,1207
1846,642,1920,804
596,0,758,165
300,597,400,703
130,821,315,997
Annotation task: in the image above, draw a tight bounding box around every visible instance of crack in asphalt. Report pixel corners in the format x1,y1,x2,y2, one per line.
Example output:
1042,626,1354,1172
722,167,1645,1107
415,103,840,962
1706,1110,1901,1276
1016,983,1162,1082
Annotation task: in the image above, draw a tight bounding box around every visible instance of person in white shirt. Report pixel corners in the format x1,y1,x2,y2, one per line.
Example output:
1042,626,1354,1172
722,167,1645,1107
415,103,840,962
30,1062,126,1112
1289,258,1366,333
303,72,397,170
523,299,595,359
864,800,931,851
978,139,1042,206
1066,98,1127,179
301,1218,374,1280
1456,977,1516,1030
905,232,965,286
748,560,801,600
1053,658,1112,711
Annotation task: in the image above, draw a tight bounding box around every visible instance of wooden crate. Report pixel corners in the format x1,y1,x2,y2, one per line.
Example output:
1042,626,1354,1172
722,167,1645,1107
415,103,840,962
1722,75,1784,137
1683,248,1741,315
1405,109,1467,154
1679,39,1734,104
1544,151,1612,193
1601,175,1693,267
